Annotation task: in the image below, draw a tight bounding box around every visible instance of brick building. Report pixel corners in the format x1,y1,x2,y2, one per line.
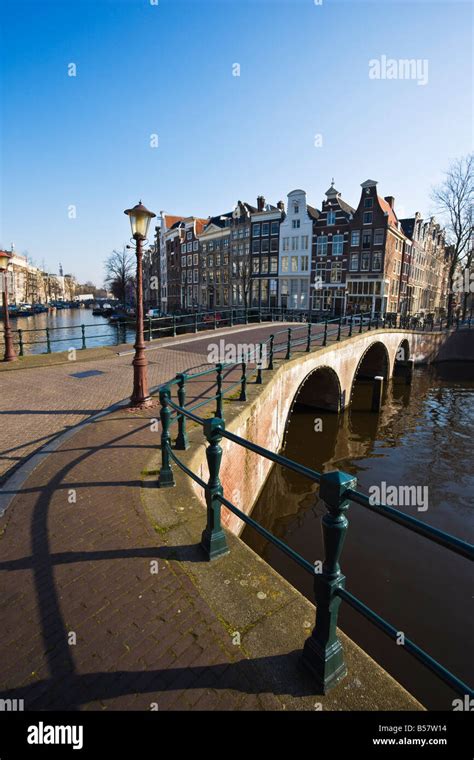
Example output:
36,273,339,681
249,196,283,309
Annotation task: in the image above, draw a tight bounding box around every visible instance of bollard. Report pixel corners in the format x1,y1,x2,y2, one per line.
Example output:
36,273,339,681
268,334,274,370
405,359,414,386
175,374,189,450
239,360,247,401
285,327,292,360
215,363,224,419
200,417,229,560
337,316,342,341
375,315,379,330
81,324,86,350
323,319,329,346
256,344,263,384
46,327,51,354
302,470,356,692
306,321,312,352
371,375,384,412
157,387,175,487
18,328,24,357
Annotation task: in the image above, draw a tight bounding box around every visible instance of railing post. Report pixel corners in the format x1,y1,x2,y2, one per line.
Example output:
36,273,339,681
302,470,356,692
214,311,217,330
323,319,329,346
230,309,234,327
337,316,342,341
158,387,175,488
194,312,198,333
81,324,86,350
46,326,51,353
215,363,224,419
147,317,152,341
306,321,312,352
375,315,379,330
367,315,372,331
256,344,263,384
18,328,24,357
244,308,248,324
201,417,229,560
285,327,292,360
349,316,353,338
172,315,177,337
268,334,274,370
116,322,121,345
175,373,189,450
358,316,363,335
239,360,247,401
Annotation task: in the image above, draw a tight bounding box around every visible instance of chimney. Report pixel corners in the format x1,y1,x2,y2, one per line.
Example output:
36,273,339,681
257,195,265,212
277,200,285,212
384,196,395,209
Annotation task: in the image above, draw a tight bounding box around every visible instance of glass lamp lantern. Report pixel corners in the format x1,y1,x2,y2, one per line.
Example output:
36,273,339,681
124,201,156,240
0,251,11,271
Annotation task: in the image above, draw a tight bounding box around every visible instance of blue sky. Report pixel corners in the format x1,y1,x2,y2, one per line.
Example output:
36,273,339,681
1,0,472,285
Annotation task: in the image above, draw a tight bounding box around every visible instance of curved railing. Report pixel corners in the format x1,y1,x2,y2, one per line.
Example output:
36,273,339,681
151,313,473,698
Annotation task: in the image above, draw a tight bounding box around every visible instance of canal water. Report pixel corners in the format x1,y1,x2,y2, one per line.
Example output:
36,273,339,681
6,310,136,354
242,364,474,709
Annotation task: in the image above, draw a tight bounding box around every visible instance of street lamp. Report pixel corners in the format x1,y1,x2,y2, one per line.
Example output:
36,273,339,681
124,201,156,407
0,251,17,362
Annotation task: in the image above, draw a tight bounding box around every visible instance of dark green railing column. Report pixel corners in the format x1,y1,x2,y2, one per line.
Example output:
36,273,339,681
239,360,247,401
337,316,342,341
306,321,312,352
215,363,224,418
201,417,229,560
175,373,189,450
194,312,198,333
285,327,292,359
349,316,353,338
367,315,372,331
158,387,175,488
358,316,363,334
323,319,328,346
256,344,263,384
268,334,274,370
302,470,356,692
18,328,24,356
213,311,218,330
147,318,152,341
116,322,121,345
46,327,51,353
81,324,86,350
172,315,177,337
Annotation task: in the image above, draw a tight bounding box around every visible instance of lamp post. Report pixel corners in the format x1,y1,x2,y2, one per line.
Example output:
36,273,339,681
0,251,17,362
124,201,156,407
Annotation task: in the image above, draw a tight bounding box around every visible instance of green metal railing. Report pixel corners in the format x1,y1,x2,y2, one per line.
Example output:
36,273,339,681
153,316,473,698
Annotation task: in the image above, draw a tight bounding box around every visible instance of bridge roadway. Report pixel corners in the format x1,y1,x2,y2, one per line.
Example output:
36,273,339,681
0,322,425,710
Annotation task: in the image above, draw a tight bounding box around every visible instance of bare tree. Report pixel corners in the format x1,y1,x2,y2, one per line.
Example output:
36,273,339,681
431,154,473,318
104,248,135,306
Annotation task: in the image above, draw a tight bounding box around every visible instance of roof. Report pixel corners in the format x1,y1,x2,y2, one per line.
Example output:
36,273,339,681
400,218,415,238
307,204,320,221
377,196,398,227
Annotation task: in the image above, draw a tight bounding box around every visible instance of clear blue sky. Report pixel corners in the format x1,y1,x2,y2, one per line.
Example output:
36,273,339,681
0,0,472,285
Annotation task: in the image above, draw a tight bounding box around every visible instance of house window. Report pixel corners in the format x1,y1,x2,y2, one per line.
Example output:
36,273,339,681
262,222,269,236
252,223,261,237
261,238,269,253
261,259,269,274
372,251,382,271
208,255,213,267
301,255,309,272
292,236,299,251
294,204,299,214
271,221,279,235
282,237,289,251
187,242,192,252
187,255,192,266
363,212,373,224
301,235,309,249
193,269,198,283
362,231,371,249
292,219,300,229
252,240,260,253
181,256,186,267
351,230,360,247
193,241,199,251
291,256,298,272
332,235,343,255
327,211,336,225
252,258,260,274
270,256,278,273
350,253,359,271
316,235,328,255
208,241,214,251
187,232,192,240
361,252,370,271
270,238,278,252
216,254,221,266
223,238,229,248
363,197,373,209
281,256,289,273
374,228,384,246
193,253,198,266
187,269,192,283
330,262,342,283
181,243,186,253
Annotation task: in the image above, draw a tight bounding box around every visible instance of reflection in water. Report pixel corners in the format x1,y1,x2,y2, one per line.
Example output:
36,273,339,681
243,364,474,709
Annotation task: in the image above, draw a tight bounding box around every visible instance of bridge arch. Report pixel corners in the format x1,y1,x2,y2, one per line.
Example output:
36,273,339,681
349,341,390,405
292,365,342,412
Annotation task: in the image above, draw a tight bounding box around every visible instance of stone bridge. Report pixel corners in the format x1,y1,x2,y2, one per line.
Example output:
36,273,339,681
189,327,470,535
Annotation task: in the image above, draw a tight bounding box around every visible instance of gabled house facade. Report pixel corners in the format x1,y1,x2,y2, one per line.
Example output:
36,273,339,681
278,189,319,311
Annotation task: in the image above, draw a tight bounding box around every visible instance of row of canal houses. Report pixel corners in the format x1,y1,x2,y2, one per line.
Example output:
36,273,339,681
145,179,452,319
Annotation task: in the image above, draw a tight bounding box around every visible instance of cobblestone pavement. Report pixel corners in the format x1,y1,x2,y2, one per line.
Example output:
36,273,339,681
1,323,301,482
